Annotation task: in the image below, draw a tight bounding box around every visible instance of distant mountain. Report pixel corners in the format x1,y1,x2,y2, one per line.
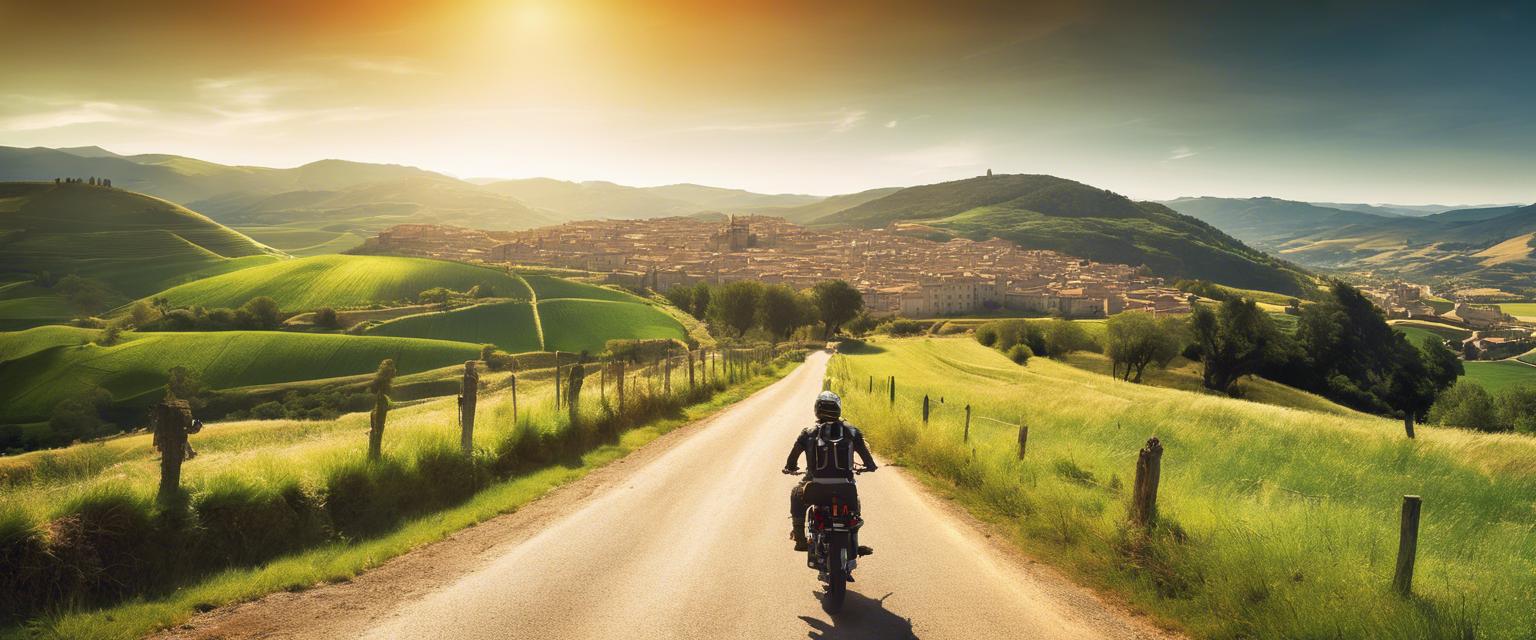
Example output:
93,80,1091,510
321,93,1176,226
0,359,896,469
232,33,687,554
191,175,560,233
814,174,1315,295
1163,195,1536,297
0,182,284,327
743,187,902,223
482,178,702,219
641,184,820,211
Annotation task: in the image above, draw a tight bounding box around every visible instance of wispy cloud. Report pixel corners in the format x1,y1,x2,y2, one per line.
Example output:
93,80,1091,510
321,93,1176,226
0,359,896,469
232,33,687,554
340,56,434,76
831,109,867,133
1166,145,1197,161
884,120,899,129
0,97,151,132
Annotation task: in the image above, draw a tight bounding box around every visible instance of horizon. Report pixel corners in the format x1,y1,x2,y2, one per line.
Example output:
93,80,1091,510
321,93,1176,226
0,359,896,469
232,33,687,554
3,0,1534,203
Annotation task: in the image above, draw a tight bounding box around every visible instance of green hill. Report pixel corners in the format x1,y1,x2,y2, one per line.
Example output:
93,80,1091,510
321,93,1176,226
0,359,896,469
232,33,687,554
539,299,688,352
816,174,1314,295
0,182,284,325
0,328,481,424
520,274,642,303
144,255,528,312
364,301,543,353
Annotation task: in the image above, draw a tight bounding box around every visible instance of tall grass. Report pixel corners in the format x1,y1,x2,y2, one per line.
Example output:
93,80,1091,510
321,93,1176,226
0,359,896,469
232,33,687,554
0,349,801,625
828,338,1536,640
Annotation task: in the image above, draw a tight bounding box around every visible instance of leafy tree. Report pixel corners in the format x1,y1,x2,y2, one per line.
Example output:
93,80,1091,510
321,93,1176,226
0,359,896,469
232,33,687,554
1291,282,1403,412
419,287,453,305
708,280,764,337
95,322,125,346
1495,385,1536,434
1105,312,1184,383
760,284,809,339
1393,335,1463,433
689,282,712,320
1005,344,1032,364
1429,381,1501,432
166,365,205,409
127,300,159,328
314,307,342,329
843,312,878,337
811,280,864,339
56,275,116,314
1191,298,1280,394
1041,319,1096,358
49,388,111,444
241,296,283,330
664,286,694,313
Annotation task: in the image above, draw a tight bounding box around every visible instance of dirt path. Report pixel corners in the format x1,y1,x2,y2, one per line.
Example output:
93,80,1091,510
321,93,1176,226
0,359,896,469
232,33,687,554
156,351,1176,640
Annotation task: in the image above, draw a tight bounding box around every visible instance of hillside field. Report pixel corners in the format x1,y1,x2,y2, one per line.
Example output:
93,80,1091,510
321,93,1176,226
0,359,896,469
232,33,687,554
828,338,1535,639
144,255,528,312
1461,360,1536,393
538,299,689,353
1497,302,1536,321
364,301,543,353
0,328,482,423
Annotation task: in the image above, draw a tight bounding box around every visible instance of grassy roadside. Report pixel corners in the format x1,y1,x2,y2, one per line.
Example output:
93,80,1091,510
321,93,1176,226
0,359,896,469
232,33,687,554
3,357,800,640
829,337,1536,640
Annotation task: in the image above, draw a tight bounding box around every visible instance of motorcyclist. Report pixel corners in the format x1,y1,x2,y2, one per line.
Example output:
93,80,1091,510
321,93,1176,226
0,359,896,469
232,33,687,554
783,391,877,553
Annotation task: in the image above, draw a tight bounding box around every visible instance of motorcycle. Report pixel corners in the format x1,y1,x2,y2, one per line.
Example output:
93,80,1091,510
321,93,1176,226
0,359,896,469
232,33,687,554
784,465,874,613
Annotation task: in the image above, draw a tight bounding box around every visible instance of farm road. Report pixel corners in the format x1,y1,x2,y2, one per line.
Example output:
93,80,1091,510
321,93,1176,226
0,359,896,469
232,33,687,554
160,350,1174,640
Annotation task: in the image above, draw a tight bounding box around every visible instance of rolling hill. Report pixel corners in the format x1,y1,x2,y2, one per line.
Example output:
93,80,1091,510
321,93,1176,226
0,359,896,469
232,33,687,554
0,182,285,325
142,255,529,312
0,327,483,424
813,174,1316,295
364,301,544,353
1163,196,1536,297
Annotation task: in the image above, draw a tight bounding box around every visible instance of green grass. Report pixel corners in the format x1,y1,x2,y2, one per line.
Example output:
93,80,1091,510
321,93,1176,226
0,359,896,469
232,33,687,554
143,255,528,312
0,183,283,300
537,299,689,353
0,329,482,423
0,352,796,639
364,301,543,353
520,274,641,303
1497,302,1536,321
828,337,1535,639
1424,296,1456,315
233,226,364,256
1461,360,1536,393
1390,320,1472,345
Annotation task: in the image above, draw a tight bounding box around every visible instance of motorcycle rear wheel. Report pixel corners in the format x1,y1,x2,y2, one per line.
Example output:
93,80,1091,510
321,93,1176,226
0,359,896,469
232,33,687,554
822,536,848,613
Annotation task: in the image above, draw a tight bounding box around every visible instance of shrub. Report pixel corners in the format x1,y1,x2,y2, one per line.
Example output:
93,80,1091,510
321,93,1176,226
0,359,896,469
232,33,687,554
975,323,999,347
1494,385,1536,434
1006,344,1032,364
193,477,325,567
1428,381,1502,431
1042,319,1098,358
314,307,341,329
878,318,926,337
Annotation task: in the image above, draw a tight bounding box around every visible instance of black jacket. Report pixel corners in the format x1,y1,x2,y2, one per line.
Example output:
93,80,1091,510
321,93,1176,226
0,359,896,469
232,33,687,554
784,420,877,481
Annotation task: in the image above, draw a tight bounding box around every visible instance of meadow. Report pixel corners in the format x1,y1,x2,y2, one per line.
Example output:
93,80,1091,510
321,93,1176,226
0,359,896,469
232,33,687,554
364,301,544,353
0,347,799,636
1461,359,1536,393
538,298,689,353
143,255,528,312
0,328,482,424
1497,302,1536,322
521,274,641,303
828,338,1536,640
1390,319,1472,346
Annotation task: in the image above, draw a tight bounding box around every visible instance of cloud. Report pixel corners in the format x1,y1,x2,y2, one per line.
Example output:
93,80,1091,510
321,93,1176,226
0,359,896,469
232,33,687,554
1166,145,1197,161
0,99,150,132
341,57,434,76
885,120,898,128
831,109,867,133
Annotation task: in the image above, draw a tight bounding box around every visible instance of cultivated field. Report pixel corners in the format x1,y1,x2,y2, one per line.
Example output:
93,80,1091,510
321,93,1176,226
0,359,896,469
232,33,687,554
0,327,482,424
364,301,543,353
1461,359,1536,392
828,338,1536,639
1497,302,1536,322
538,298,689,353
520,274,642,303
144,255,528,311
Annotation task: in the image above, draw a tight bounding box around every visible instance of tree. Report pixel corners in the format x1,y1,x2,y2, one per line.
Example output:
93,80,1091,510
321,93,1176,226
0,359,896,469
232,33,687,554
55,275,115,315
1396,334,1464,435
419,287,453,306
689,282,712,320
1495,385,1536,434
1191,298,1280,394
165,366,204,409
314,307,342,329
95,322,125,346
241,296,283,330
1105,312,1184,383
50,394,106,444
1428,381,1501,432
708,280,764,337
760,284,809,339
664,285,693,313
1291,282,1404,412
1041,319,1096,358
811,280,864,339
127,300,159,328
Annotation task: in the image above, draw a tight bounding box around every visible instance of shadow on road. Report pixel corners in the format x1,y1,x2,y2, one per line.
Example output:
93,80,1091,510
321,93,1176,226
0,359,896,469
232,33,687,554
800,591,918,639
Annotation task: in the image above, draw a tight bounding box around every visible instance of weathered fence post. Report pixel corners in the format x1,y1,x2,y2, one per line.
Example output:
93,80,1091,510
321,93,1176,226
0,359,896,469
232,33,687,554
1131,437,1163,526
963,404,971,443
1394,495,1422,595
510,372,519,423
688,349,696,389
460,360,478,456
868,375,873,393
823,378,832,391
923,395,930,423
567,354,587,424
889,376,895,404
553,351,562,410
1403,413,1416,440
1017,424,1029,459
599,361,606,403
664,350,673,396
616,361,627,413
153,399,194,501
367,359,396,462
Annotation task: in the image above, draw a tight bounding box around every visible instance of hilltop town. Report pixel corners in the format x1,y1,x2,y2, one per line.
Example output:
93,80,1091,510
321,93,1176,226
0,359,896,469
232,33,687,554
357,216,1191,318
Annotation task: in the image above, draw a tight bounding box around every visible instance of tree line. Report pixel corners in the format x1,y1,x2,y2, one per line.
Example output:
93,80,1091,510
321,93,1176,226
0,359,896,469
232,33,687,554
665,279,864,340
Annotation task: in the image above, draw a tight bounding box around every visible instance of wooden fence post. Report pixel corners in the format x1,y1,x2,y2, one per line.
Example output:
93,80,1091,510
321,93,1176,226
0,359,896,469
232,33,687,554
688,349,696,389
460,361,478,456
889,376,895,404
868,375,873,393
1394,495,1422,595
553,351,562,410
665,351,673,396
510,373,519,423
616,361,626,413
1017,424,1029,460
1132,437,1163,526
963,404,971,443
1403,413,1416,440
154,400,194,501
923,395,930,423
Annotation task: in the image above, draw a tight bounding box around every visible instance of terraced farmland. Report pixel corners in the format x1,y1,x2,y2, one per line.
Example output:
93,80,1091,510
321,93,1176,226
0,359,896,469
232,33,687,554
364,301,543,353
521,274,641,303
0,328,482,423
145,255,528,311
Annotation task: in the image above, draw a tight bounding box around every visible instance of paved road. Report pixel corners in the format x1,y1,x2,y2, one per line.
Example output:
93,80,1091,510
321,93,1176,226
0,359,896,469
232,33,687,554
359,351,1168,640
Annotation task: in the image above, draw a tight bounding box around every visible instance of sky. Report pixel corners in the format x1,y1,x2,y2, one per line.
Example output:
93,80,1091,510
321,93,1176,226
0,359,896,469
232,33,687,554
0,0,1532,203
